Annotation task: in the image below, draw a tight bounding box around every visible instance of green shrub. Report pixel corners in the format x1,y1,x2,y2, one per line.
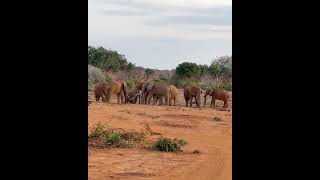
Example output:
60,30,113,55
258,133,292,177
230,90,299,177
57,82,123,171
88,65,106,89
151,137,187,152
89,122,105,138
221,81,232,91
199,82,215,89
180,79,199,88
125,80,135,89
88,80,94,91
153,76,161,82
105,132,122,145
198,81,232,91
88,65,106,82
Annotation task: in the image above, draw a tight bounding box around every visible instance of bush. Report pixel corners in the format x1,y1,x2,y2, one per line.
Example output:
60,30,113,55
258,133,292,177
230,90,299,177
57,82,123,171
125,79,135,89
198,81,232,91
89,122,105,138
105,132,122,145
88,80,94,91
180,79,199,88
151,137,187,152
88,123,146,148
220,81,232,91
88,65,106,89
199,82,215,90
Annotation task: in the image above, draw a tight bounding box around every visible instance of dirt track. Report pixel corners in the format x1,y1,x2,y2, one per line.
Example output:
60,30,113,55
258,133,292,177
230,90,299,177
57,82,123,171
88,89,232,180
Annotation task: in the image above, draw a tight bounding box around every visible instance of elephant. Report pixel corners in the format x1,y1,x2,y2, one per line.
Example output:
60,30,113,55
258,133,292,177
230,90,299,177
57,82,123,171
203,89,214,107
143,82,170,105
93,81,107,102
135,80,144,91
140,81,152,104
135,80,147,104
126,87,142,104
203,88,229,108
169,85,178,106
105,80,128,104
184,86,202,108
151,85,178,106
153,94,164,105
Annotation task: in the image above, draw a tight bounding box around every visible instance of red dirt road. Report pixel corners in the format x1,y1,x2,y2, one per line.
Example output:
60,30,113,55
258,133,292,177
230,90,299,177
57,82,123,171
88,90,232,180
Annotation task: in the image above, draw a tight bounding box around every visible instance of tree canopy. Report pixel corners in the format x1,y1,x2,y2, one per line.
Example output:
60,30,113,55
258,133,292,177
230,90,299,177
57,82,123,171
88,46,135,72
175,62,200,79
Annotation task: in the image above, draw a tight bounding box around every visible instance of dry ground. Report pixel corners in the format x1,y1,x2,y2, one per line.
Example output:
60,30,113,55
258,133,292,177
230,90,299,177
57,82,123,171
88,89,232,180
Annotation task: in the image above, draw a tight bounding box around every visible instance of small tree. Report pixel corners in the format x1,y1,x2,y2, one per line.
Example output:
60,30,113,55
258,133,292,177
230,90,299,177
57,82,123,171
208,63,222,87
198,64,209,77
209,55,232,87
175,62,200,81
144,68,155,80
126,62,135,79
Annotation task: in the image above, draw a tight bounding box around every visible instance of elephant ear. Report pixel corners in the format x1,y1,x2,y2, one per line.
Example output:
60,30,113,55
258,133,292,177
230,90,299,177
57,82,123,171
146,82,154,91
122,82,127,92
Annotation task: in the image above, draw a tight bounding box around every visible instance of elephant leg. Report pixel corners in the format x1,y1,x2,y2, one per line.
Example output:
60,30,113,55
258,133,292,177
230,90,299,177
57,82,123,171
120,91,125,104
223,100,228,108
143,93,148,104
147,93,154,104
117,94,120,104
153,96,156,105
174,98,176,106
212,98,216,108
145,92,149,104
190,97,193,107
204,96,207,107
185,98,189,107
164,94,169,105
195,97,199,107
156,97,160,105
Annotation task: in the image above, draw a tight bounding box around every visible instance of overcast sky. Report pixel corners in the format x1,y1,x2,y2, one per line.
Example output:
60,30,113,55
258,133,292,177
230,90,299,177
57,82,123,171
89,0,232,70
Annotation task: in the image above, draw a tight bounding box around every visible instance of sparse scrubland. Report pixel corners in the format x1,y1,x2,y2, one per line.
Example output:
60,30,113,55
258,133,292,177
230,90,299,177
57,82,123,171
88,45,232,180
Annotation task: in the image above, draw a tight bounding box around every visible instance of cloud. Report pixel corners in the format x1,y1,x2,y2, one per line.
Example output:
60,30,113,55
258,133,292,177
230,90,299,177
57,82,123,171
88,0,232,69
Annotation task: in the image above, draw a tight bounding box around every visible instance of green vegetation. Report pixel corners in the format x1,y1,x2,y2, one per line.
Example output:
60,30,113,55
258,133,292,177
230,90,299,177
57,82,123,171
89,122,146,148
89,123,188,152
88,45,232,91
89,122,105,138
175,62,200,80
151,137,188,152
125,79,136,89
88,46,135,72
88,65,108,90
144,68,155,80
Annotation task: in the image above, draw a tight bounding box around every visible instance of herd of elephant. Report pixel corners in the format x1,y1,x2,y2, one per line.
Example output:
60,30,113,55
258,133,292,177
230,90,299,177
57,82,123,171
91,80,230,108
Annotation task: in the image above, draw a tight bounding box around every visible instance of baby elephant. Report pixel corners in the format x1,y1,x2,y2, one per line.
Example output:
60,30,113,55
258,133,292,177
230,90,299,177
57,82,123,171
126,88,142,104
184,86,202,108
204,88,229,108
93,81,107,102
169,85,178,106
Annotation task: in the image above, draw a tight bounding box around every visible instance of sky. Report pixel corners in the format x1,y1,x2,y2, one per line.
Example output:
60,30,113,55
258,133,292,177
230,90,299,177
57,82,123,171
88,0,232,70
